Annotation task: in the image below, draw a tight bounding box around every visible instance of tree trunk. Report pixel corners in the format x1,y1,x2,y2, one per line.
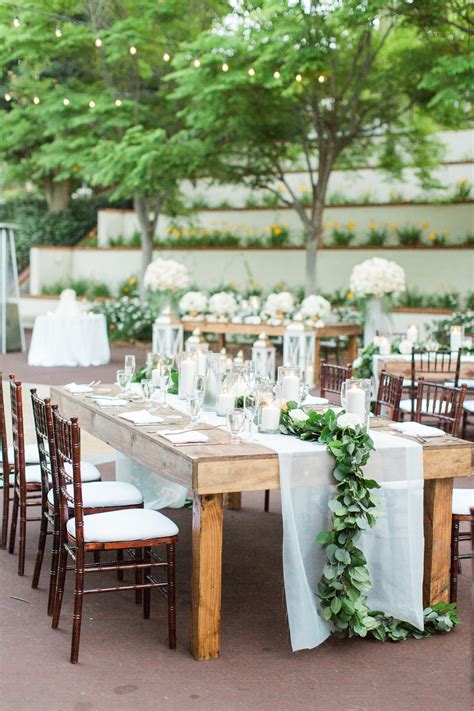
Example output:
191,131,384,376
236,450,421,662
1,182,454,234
134,195,164,299
305,226,318,296
44,177,71,212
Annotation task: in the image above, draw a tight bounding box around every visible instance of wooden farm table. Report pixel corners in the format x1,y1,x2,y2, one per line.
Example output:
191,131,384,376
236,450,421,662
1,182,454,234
374,354,474,389
51,387,473,661
181,321,362,384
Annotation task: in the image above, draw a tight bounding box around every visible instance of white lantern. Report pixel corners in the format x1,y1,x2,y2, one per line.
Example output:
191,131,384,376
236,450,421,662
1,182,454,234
283,324,316,388
186,328,209,353
251,332,276,381
152,306,183,358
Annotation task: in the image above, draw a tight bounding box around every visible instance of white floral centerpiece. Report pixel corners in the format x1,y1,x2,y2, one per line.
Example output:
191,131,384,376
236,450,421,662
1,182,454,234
144,258,190,292
208,292,238,322
299,294,332,327
349,258,406,345
178,290,208,320
263,291,295,325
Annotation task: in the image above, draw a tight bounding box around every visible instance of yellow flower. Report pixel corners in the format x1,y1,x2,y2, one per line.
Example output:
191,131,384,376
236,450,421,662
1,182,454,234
229,280,237,289
428,231,436,241
369,221,377,230
273,226,282,235
129,277,137,285
458,178,467,185
281,222,288,228
390,223,398,231
443,230,449,237
246,227,254,235
278,184,285,193
250,279,259,288
347,290,354,300
264,226,271,234
300,184,308,193
347,221,356,230
326,220,334,229
421,222,429,230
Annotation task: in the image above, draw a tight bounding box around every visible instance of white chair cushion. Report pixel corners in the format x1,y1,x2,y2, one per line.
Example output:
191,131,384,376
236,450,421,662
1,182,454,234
0,473,16,488
64,461,101,483
445,379,474,388
6,444,40,464
452,488,474,516
67,508,179,543
463,400,474,414
48,481,143,509
25,464,43,484
399,398,452,414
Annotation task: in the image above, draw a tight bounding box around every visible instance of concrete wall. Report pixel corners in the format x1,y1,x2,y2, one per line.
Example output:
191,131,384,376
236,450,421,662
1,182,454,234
30,245,474,295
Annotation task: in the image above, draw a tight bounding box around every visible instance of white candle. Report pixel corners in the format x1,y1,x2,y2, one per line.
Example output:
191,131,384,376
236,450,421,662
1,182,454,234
179,359,196,399
345,386,366,420
450,327,462,351
217,392,235,417
196,351,207,378
378,337,391,356
406,325,418,344
261,405,280,431
282,374,300,401
151,368,161,386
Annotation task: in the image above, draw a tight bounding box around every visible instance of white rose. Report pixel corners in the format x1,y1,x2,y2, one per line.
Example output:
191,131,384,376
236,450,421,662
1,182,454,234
398,339,414,355
289,408,309,423
300,294,332,321
144,258,190,293
208,292,238,317
178,291,208,314
264,291,295,317
352,356,363,369
337,412,364,430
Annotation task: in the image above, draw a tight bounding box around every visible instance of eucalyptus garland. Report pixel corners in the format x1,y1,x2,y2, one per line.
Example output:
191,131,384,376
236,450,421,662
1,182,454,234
280,403,459,641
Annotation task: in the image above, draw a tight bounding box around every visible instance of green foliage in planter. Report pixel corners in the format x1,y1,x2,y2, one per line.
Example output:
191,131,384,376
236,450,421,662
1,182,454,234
261,192,280,207
118,276,140,297
426,230,448,246
396,224,424,246
41,279,111,300
451,178,471,202
429,310,474,345
267,224,290,247
364,224,388,246
332,225,357,246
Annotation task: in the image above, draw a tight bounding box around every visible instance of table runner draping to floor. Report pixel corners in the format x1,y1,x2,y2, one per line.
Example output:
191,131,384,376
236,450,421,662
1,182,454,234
28,314,110,367
117,394,424,651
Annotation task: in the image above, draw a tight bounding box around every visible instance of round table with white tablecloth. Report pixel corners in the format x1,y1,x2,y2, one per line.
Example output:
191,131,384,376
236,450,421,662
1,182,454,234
28,313,110,367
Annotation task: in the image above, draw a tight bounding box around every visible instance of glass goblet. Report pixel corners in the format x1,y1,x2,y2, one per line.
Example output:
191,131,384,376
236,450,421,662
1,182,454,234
124,354,136,379
226,408,246,444
117,369,131,396
141,379,154,409
186,392,203,428
243,393,257,441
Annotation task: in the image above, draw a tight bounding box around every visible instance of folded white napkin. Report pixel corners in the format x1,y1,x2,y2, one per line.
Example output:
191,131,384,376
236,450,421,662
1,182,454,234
65,382,93,394
95,398,128,408
304,396,329,406
390,422,446,437
161,431,209,444
118,409,164,424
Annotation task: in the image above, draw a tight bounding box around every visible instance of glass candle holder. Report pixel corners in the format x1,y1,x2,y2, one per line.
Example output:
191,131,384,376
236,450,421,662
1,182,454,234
178,352,197,400
258,397,281,434
277,365,302,403
340,378,371,429
450,325,463,352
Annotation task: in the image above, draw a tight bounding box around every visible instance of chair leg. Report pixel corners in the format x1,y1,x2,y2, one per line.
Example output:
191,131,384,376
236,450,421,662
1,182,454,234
8,488,19,554
143,547,151,620
52,545,68,629
117,548,124,581
17,499,27,576
461,411,468,440
32,508,49,589
70,552,85,664
135,548,143,605
450,517,460,603
264,490,270,512
47,521,60,616
93,550,100,564
1,476,9,549
167,543,176,650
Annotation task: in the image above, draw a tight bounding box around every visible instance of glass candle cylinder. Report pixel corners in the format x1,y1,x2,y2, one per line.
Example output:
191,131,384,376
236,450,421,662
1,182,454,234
277,365,302,403
341,378,371,429
178,352,197,399
258,397,281,434
450,325,463,352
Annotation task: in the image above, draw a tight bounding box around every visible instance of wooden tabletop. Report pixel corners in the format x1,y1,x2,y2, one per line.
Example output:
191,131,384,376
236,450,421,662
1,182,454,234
181,321,362,338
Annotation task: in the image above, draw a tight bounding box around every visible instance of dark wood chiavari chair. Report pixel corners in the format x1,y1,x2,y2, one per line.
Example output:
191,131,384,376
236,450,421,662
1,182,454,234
373,370,404,422
401,349,462,420
51,410,179,663
319,361,353,405
8,375,43,575
30,390,145,615
0,373,14,549
413,379,466,436
450,487,473,602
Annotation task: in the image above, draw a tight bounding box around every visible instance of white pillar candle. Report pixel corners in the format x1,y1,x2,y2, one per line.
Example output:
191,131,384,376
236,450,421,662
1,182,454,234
345,386,366,420
151,368,161,386
179,359,196,399
378,337,391,356
450,327,462,351
406,325,418,344
196,351,207,378
261,405,280,431
217,392,235,417
282,374,300,402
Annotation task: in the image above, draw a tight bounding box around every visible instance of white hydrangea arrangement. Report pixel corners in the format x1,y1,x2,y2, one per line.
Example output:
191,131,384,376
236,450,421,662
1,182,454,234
300,294,332,324
349,258,406,299
178,290,208,316
263,291,295,319
208,291,238,319
144,258,190,293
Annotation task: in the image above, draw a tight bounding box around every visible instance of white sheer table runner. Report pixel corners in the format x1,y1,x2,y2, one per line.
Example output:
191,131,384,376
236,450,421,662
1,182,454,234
118,394,424,651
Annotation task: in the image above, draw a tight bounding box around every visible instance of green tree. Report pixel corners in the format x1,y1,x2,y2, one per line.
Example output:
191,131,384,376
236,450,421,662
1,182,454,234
172,0,446,293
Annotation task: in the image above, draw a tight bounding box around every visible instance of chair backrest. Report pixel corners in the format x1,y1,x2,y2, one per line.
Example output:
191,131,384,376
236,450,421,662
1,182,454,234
30,390,59,506
9,374,27,490
320,361,352,404
374,370,404,420
411,349,461,386
414,379,467,436
53,409,84,544
0,372,10,475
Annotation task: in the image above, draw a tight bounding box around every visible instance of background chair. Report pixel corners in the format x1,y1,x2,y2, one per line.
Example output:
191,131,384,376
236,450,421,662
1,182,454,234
400,349,462,420
413,379,466,436
373,370,404,421
319,361,353,405
450,488,474,602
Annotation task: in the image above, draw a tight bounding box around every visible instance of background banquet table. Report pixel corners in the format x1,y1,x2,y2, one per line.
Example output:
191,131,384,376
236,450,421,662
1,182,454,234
28,313,110,367
51,385,473,661
373,353,474,390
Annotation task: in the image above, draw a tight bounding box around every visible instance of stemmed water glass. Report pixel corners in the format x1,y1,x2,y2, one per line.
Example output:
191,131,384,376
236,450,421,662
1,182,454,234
226,408,246,444
186,391,203,428
243,392,257,441
299,382,310,406
123,355,136,395
141,379,154,410
158,363,171,408
117,369,131,397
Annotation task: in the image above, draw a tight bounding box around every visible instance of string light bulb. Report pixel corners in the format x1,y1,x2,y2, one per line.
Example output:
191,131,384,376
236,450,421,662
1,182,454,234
89,100,96,108
222,62,229,72
55,26,62,38
95,37,102,47
63,98,70,106
163,52,170,62
248,67,255,76
129,45,137,55
5,93,12,101
273,70,280,79
193,58,201,68
33,96,40,104
13,16,20,28
295,74,302,82
318,74,325,83
115,98,122,107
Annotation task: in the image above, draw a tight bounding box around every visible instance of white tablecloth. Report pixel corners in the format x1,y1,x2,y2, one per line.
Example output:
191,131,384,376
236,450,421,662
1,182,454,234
28,314,110,367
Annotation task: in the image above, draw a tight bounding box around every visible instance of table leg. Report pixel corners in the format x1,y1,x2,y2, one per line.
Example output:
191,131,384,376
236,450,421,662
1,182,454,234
347,334,358,366
216,334,225,351
224,492,241,510
313,337,321,387
423,478,453,605
191,493,224,660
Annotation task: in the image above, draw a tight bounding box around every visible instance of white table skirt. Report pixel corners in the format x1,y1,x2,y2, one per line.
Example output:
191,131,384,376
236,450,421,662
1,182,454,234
28,314,110,367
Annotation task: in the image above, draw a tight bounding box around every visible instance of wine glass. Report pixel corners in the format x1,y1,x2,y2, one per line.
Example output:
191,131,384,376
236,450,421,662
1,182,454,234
159,365,171,408
226,408,246,444
124,354,136,378
186,392,203,428
194,374,206,399
117,369,131,396
243,392,257,442
299,382,310,405
141,379,154,409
